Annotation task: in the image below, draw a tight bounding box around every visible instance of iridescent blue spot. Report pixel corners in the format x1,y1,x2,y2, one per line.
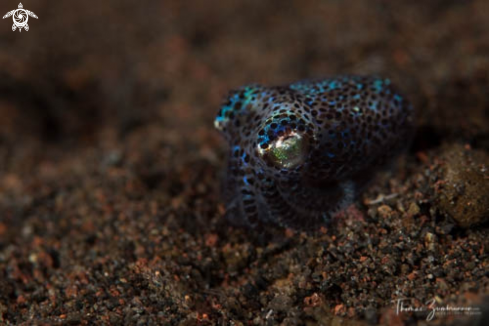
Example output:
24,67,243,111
369,101,378,111
241,152,248,165
373,79,383,93
328,81,338,90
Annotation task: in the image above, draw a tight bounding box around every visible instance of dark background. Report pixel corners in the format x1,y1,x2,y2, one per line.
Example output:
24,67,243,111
0,1,488,325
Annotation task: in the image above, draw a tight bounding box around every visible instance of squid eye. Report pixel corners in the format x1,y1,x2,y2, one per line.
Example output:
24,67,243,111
259,131,309,169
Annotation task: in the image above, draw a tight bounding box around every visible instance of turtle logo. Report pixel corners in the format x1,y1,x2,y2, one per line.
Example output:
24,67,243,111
3,3,38,32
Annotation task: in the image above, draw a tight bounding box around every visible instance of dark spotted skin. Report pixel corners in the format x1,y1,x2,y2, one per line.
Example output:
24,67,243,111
215,75,414,230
